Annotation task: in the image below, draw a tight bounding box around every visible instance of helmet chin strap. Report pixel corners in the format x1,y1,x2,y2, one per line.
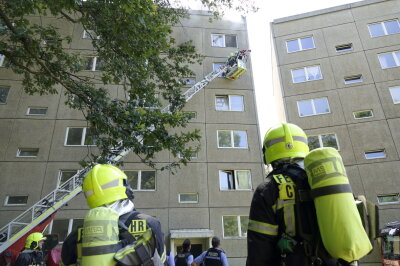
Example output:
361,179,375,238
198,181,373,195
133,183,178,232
106,199,135,216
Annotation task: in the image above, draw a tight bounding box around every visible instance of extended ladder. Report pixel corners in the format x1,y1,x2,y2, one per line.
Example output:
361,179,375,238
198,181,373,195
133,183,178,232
0,50,250,254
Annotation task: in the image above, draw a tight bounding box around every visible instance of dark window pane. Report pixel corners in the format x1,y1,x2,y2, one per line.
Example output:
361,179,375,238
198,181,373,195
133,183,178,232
18,148,39,157
60,170,78,184
141,171,155,190
28,107,47,115
308,136,320,150
240,216,249,237
66,128,83,145
0,87,10,103
84,128,95,145
52,219,70,242
71,219,84,232
321,134,338,150
218,131,232,147
7,196,28,205
95,58,104,71
179,193,198,203
125,171,139,189
223,216,239,237
225,35,237,47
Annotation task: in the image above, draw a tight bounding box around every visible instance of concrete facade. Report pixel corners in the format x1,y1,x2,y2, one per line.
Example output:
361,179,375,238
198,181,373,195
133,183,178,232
0,11,263,265
271,0,400,264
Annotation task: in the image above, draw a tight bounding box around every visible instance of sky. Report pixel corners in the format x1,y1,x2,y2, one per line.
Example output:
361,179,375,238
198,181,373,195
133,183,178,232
245,0,359,139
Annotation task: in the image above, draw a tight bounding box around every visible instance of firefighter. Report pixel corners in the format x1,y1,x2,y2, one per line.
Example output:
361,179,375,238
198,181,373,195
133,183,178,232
61,164,165,265
246,123,338,266
15,232,46,266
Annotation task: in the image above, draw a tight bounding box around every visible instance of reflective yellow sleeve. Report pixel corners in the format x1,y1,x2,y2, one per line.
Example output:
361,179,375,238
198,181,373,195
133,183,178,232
248,219,278,236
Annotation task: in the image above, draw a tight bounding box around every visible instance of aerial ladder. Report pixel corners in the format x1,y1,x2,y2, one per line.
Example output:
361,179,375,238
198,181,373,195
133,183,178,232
0,50,251,258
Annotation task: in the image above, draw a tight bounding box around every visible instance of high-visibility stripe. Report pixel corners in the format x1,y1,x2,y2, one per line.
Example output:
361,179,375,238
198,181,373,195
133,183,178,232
248,219,278,236
264,136,307,148
82,243,120,256
84,179,120,197
160,248,166,263
114,229,152,260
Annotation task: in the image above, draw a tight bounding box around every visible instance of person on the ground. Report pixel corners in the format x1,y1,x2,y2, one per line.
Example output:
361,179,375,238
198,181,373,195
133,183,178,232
175,239,193,266
61,164,165,265
192,236,228,266
15,232,46,266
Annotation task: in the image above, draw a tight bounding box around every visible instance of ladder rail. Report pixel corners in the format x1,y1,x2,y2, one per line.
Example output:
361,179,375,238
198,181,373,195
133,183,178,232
0,50,250,254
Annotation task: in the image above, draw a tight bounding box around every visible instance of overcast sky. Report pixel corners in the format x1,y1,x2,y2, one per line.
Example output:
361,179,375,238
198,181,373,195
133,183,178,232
246,0,359,140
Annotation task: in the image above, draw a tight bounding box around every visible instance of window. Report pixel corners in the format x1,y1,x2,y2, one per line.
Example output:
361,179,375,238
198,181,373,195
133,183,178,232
0,54,5,67
222,215,248,238
215,95,244,111
378,51,400,69
50,219,83,242
377,193,400,204
82,30,99,39
335,43,353,52
211,34,237,48
65,127,95,146
57,170,79,187
291,66,322,83
27,107,47,115
179,193,198,203
368,20,400,37
389,86,400,104
184,111,197,120
213,63,226,77
17,148,39,157
219,170,252,190
308,133,339,151
364,149,386,159
180,78,196,86
286,36,315,53
353,110,373,119
125,170,156,190
0,87,10,104
217,130,248,148
178,151,197,159
83,57,103,71
4,195,28,206
297,97,330,117
344,75,363,84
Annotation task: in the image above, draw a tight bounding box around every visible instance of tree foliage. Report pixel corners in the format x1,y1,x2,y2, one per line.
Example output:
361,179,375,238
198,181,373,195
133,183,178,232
0,0,256,170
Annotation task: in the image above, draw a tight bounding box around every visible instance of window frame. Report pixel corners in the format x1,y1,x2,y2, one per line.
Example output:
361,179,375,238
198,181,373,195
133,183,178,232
297,97,331,117
364,149,386,159
82,29,100,39
125,170,156,191
215,95,244,112
378,51,400,69
178,193,199,204
291,65,323,83
219,169,252,191
389,86,400,104
84,56,102,71
57,170,79,187
180,77,196,86
26,107,48,116
0,87,10,104
222,215,248,238
212,63,226,78
353,110,374,119
308,133,340,151
377,193,400,205
64,127,95,146
211,34,238,48
344,75,363,84
217,130,248,149
4,195,29,206
48,218,83,243
178,151,198,159
368,19,400,38
286,36,315,53
16,148,39,158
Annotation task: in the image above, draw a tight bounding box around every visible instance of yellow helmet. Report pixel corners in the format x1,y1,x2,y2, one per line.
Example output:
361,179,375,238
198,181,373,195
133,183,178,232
262,123,309,164
25,232,46,249
83,164,129,209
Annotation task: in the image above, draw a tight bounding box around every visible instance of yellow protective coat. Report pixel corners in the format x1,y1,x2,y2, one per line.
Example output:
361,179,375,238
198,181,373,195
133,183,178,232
304,147,372,262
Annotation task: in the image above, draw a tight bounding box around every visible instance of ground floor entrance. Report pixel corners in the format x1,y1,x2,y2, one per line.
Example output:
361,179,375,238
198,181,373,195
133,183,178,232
169,229,214,260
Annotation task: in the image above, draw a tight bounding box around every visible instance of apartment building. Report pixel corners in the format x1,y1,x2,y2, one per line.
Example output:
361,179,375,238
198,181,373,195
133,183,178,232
271,0,400,264
0,10,263,265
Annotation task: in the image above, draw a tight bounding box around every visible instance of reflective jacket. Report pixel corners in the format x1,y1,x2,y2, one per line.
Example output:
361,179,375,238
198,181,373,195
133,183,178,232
15,250,45,266
246,163,337,266
61,210,165,266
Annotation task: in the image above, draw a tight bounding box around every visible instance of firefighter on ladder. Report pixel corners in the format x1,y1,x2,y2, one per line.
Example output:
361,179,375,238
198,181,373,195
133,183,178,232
15,232,46,266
